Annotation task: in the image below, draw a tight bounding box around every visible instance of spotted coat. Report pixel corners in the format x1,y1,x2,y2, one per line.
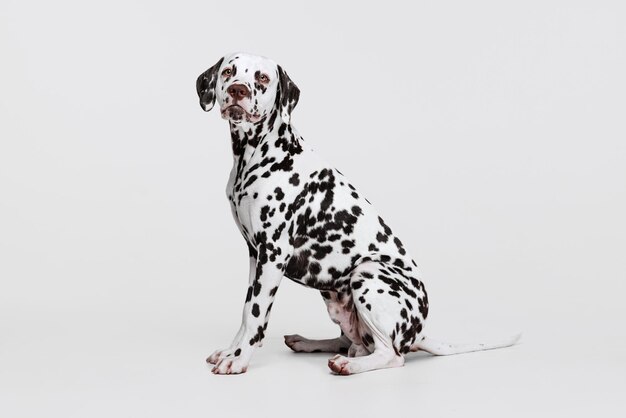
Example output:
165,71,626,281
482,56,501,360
198,53,432,375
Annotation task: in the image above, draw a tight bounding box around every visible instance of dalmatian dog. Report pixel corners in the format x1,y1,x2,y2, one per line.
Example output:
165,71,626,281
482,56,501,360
196,52,520,375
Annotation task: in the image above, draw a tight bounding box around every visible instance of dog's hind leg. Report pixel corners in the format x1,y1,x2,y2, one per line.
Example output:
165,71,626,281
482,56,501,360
328,338,404,375
284,333,351,353
285,291,354,353
327,261,424,375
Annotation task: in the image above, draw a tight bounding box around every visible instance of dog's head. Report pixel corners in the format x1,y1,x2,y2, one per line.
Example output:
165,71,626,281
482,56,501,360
196,52,300,125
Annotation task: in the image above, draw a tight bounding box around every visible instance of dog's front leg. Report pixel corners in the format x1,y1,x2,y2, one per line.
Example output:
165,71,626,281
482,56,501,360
206,256,256,365
208,250,285,375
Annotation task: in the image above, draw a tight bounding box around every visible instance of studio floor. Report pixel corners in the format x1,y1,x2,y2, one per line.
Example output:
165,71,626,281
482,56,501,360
1,307,623,418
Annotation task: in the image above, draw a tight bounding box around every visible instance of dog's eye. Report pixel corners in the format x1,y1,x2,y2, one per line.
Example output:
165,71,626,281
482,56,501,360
257,73,269,83
222,68,232,77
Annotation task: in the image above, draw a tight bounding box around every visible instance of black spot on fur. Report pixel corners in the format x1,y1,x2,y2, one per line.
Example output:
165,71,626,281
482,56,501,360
249,326,265,345
310,243,332,260
243,175,258,189
253,279,262,296
285,250,311,280
309,261,322,275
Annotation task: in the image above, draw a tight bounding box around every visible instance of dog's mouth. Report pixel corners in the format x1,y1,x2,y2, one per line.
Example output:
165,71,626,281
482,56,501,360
221,104,259,123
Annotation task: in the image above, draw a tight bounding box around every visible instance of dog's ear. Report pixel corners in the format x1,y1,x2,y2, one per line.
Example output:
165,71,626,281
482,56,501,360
277,65,300,124
196,57,224,112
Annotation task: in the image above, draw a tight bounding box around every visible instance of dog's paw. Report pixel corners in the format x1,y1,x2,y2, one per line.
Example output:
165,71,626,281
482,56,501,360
284,334,311,352
211,355,249,375
328,354,352,375
348,343,369,357
206,347,242,365
206,349,225,365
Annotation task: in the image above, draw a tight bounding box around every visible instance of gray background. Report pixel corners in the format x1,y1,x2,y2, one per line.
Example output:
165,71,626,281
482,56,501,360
1,0,625,416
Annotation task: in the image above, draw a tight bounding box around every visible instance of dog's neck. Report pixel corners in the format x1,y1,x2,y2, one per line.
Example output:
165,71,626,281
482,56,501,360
228,108,302,164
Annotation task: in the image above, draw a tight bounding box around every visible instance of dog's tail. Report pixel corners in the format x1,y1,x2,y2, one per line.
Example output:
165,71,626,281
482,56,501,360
411,333,521,356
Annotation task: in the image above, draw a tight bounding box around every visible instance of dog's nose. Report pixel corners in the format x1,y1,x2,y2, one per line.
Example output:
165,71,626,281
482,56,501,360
227,84,250,101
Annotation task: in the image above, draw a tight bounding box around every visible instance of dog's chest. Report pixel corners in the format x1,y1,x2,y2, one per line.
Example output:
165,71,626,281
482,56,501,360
226,165,254,237
225,154,286,242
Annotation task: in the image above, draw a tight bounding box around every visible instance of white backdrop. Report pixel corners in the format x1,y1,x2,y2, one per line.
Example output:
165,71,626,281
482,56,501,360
1,1,625,417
